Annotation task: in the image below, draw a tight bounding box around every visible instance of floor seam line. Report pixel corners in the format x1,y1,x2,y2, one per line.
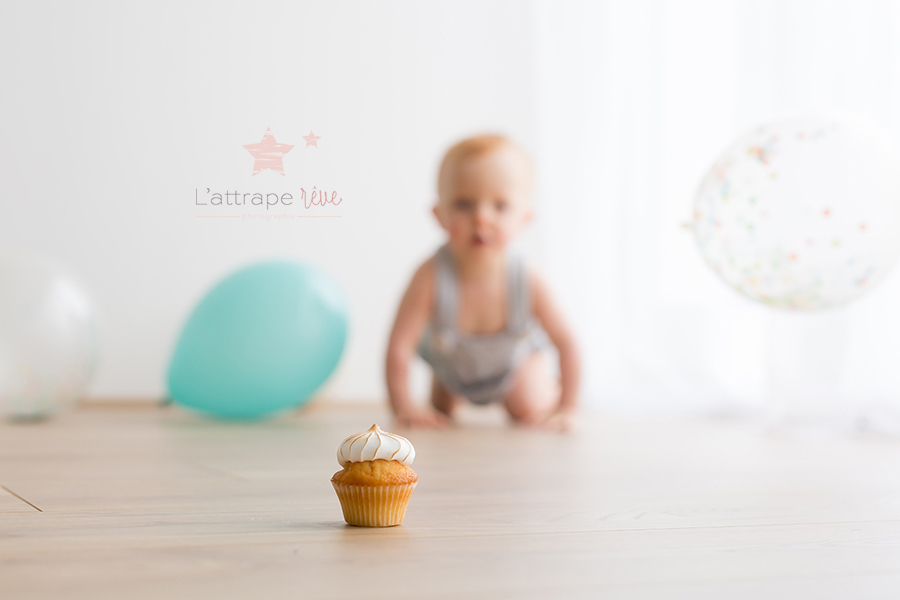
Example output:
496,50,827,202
1,485,43,512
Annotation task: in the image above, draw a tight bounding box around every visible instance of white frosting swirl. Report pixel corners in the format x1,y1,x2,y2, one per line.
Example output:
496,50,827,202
336,423,415,467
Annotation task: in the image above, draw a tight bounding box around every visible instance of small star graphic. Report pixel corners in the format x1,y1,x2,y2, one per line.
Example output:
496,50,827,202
303,131,321,148
243,128,294,176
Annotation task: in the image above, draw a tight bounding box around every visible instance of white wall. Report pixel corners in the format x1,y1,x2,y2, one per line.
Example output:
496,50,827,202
0,1,539,402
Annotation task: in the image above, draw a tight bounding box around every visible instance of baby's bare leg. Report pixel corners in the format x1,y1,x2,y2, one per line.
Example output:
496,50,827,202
504,351,560,425
430,376,461,418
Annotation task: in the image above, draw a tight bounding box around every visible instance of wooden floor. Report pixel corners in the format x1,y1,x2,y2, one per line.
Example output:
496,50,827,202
4,403,900,599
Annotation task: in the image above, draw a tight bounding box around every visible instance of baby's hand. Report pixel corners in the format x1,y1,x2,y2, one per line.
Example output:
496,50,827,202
394,406,451,429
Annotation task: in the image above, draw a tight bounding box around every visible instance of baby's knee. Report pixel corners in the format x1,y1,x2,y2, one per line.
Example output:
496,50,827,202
504,355,558,420
430,378,461,415
506,403,539,424
504,388,546,424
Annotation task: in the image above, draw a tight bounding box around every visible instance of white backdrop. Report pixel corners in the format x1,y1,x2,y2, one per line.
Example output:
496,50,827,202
0,1,540,403
4,0,900,427
532,0,900,428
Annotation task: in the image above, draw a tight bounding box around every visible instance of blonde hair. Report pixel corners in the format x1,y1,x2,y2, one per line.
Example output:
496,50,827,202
437,134,533,200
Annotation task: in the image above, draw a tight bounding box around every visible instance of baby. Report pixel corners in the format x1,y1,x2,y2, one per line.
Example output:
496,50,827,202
385,134,580,431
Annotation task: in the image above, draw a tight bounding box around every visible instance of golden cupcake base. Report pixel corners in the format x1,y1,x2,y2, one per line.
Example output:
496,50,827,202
332,482,417,527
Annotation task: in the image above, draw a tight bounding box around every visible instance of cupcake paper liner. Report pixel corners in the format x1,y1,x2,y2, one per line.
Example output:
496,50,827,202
332,481,417,527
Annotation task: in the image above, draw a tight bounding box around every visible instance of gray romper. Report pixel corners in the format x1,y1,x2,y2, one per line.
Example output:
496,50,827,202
417,244,551,405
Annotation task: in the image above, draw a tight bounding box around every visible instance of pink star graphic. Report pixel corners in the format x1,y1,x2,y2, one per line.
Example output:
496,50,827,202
303,131,321,148
243,128,294,176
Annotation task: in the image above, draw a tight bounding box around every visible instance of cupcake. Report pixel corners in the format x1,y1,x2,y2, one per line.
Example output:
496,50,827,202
331,424,417,527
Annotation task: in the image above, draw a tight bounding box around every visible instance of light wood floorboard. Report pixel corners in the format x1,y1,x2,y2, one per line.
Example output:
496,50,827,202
3,403,900,598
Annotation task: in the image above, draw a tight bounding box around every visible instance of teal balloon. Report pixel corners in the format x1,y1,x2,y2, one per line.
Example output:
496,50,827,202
167,261,348,419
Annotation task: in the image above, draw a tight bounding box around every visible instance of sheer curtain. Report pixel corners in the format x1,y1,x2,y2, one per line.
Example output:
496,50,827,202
530,0,900,429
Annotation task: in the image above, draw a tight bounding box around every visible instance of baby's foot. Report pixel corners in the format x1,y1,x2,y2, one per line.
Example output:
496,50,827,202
394,406,451,429
541,408,577,432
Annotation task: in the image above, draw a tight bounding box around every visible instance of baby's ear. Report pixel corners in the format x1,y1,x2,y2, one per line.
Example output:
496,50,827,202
523,207,534,224
432,203,445,228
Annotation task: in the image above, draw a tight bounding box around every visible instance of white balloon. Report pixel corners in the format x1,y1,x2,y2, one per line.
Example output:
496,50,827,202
0,255,98,419
692,116,900,311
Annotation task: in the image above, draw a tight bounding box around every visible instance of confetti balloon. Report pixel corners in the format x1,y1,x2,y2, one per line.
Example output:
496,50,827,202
692,117,900,311
0,254,99,420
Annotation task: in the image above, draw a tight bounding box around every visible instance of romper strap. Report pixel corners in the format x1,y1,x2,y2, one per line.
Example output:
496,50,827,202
434,244,458,331
506,253,531,334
